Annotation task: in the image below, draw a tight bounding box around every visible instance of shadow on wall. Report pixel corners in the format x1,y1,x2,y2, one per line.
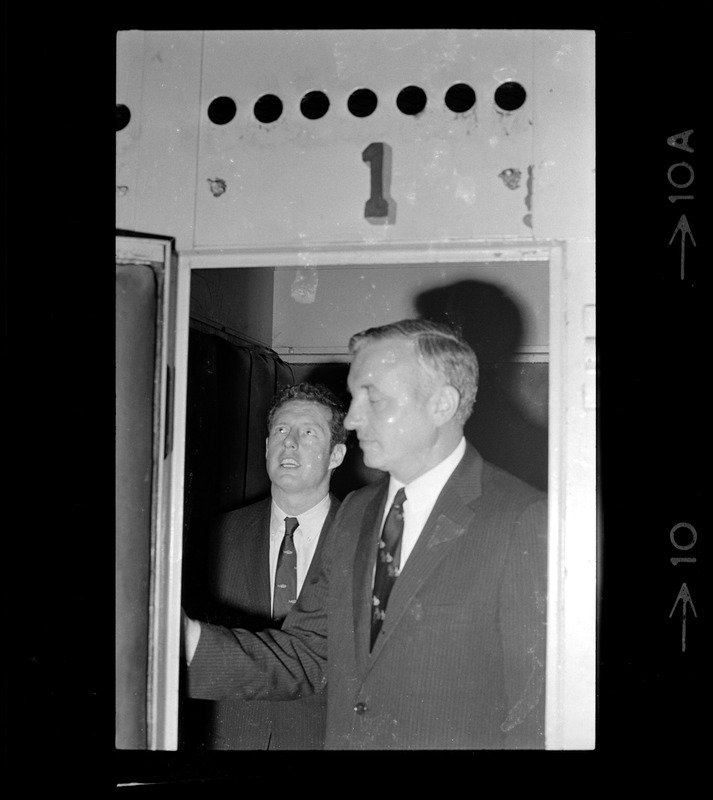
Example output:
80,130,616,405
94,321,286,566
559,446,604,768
415,280,548,492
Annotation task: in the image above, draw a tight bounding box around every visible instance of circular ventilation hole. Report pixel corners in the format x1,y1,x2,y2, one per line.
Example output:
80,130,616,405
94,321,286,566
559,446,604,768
207,96,237,125
347,88,378,118
494,82,527,111
396,85,427,115
300,90,330,120
445,83,476,113
254,94,283,124
116,104,131,131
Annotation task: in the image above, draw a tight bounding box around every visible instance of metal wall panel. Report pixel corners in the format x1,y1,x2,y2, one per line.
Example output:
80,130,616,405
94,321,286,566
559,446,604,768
116,31,145,231
195,30,535,247
116,32,202,247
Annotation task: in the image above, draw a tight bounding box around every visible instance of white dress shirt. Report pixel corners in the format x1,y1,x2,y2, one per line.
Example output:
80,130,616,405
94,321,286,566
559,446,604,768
380,436,466,572
269,493,331,617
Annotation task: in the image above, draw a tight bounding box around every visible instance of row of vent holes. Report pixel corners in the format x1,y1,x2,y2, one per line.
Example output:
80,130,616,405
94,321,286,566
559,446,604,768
116,82,526,131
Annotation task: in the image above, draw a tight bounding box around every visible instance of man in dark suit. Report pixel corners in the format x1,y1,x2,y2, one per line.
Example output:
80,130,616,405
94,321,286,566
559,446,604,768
185,319,547,749
196,382,347,749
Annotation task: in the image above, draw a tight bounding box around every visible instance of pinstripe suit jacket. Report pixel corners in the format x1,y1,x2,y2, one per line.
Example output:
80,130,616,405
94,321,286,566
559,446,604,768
188,444,547,749
197,494,339,750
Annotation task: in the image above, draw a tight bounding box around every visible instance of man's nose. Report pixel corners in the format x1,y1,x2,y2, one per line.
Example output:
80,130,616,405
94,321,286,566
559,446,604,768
283,432,298,448
344,400,362,430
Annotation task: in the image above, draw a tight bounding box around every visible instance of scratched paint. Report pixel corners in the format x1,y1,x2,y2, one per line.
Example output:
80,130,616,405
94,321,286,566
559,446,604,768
207,178,227,197
522,164,534,228
498,167,521,190
291,268,319,303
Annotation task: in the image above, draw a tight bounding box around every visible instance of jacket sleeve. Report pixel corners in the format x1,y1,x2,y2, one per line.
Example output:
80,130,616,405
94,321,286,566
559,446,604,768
498,495,548,748
186,502,342,702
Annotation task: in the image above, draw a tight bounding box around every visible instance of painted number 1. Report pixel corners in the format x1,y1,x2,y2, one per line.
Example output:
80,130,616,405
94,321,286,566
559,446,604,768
362,142,390,221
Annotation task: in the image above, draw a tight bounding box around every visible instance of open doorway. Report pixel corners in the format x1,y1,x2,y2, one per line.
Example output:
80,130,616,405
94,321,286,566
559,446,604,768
176,250,552,749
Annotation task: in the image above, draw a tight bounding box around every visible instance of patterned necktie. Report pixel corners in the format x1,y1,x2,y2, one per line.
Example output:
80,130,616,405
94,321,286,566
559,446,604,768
273,516,299,621
371,488,407,649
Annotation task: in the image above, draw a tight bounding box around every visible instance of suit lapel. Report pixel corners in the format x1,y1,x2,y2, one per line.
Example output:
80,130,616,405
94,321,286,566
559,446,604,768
252,501,273,611
302,494,339,587
220,499,272,612
368,445,483,661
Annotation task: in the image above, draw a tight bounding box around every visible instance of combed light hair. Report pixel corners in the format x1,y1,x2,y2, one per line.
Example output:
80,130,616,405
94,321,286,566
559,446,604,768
267,382,348,449
349,318,479,425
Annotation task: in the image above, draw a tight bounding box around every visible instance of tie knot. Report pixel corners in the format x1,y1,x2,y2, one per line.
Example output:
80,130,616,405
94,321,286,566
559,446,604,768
284,517,299,537
393,487,407,510
380,488,406,553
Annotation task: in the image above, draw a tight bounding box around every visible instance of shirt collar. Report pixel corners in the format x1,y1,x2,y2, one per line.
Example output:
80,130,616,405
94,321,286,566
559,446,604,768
270,493,331,540
386,436,466,511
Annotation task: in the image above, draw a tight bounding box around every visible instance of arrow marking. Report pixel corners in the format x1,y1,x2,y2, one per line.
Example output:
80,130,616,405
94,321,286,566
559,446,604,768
669,582,697,652
668,214,697,280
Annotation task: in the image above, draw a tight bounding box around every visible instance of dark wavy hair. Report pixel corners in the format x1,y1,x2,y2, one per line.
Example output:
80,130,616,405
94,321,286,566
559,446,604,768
267,382,347,449
349,318,479,425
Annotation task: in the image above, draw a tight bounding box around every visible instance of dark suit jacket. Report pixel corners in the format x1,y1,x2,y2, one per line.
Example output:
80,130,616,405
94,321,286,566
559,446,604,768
198,494,339,750
189,444,547,749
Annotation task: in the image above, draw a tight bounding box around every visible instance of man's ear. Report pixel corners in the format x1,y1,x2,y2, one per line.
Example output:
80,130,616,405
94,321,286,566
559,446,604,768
265,438,269,458
431,384,460,426
329,442,347,470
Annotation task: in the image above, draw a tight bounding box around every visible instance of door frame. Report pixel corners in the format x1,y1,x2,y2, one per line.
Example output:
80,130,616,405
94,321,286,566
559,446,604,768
163,237,594,749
